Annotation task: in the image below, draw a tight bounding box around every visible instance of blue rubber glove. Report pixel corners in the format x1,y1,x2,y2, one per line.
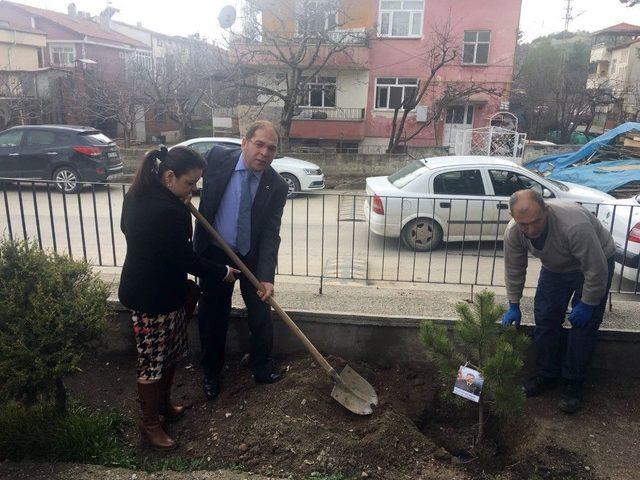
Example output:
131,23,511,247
501,302,521,326
568,301,595,328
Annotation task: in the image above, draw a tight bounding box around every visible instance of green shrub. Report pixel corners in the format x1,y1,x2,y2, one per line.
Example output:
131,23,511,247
420,290,529,444
0,240,110,412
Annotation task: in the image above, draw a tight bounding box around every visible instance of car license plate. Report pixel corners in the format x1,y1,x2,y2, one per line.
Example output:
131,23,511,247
107,173,123,181
107,151,118,158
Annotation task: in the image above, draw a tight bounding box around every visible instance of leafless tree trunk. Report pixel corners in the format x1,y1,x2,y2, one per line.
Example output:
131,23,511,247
221,0,368,150
385,20,501,153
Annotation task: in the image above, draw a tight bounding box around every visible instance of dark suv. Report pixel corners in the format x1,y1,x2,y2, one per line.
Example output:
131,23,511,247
0,125,124,193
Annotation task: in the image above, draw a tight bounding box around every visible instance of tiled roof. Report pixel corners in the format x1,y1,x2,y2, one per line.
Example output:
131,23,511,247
595,23,640,35
0,2,45,34
5,1,149,49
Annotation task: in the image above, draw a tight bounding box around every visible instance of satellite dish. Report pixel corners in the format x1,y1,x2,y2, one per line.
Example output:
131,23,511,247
218,5,237,29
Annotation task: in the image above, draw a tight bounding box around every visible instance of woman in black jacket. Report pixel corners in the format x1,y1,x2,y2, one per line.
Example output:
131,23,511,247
119,146,238,450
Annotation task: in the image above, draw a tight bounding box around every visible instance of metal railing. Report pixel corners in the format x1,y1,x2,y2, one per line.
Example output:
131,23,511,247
295,107,365,121
1,178,638,296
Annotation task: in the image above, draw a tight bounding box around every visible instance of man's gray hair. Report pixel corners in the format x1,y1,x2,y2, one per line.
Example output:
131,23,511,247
509,189,546,212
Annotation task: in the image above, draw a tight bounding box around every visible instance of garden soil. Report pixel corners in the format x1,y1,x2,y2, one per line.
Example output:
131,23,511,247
3,347,638,480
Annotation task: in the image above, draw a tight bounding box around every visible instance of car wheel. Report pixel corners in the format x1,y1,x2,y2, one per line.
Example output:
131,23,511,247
53,166,81,194
401,218,443,252
281,173,300,199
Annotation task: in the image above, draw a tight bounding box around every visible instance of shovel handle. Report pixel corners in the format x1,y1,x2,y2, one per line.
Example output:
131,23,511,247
188,203,338,379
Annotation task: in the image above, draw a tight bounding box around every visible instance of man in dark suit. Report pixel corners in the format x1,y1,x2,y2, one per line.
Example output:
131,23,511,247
194,120,288,400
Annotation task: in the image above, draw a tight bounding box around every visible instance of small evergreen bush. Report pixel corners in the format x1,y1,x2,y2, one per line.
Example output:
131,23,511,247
0,239,110,412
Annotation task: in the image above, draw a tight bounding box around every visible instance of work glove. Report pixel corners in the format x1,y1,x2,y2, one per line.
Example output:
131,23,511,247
568,301,595,328
501,302,521,327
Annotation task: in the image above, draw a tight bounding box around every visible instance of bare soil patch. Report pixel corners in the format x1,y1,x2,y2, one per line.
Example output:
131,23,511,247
60,346,639,480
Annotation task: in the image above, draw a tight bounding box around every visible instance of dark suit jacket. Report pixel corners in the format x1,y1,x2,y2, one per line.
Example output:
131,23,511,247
119,180,227,314
193,145,288,283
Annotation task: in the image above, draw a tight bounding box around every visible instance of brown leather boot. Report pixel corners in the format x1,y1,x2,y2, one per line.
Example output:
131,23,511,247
184,280,200,318
137,380,175,449
159,367,187,421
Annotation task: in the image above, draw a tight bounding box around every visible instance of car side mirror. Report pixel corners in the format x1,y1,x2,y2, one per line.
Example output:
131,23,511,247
542,188,552,198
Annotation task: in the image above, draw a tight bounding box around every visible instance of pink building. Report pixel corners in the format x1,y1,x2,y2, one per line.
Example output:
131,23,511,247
257,0,522,152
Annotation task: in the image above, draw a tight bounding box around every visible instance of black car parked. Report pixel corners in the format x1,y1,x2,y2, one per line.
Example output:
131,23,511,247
0,125,124,193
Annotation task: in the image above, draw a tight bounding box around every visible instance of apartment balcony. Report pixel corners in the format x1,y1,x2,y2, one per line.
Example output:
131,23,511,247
291,107,366,140
231,31,370,70
295,107,365,121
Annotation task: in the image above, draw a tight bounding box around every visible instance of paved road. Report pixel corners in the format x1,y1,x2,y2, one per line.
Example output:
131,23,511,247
1,182,637,295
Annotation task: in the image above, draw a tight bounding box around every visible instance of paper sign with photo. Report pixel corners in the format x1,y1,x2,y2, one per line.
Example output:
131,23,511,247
453,365,484,403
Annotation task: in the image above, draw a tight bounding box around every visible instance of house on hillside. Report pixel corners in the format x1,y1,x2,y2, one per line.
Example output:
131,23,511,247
588,23,640,131
231,0,521,152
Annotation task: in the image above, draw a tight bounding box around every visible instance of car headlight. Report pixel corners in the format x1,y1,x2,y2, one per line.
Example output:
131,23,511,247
303,168,323,175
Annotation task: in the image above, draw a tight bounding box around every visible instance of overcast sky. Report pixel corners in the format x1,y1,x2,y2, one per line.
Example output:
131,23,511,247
14,0,640,44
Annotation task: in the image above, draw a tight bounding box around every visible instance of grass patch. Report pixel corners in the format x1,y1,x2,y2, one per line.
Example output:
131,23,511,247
0,401,213,472
0,401,133,465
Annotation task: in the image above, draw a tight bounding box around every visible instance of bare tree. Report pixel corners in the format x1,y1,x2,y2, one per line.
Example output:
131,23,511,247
0,71,53,127
514,34,597,142
75,59,153,147
385,21,501,153
222,0,369,151
144,38,222,139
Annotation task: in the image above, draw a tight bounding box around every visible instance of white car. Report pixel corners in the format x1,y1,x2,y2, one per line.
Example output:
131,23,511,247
172,137,324,198
364,156,615,251
599,195,640,285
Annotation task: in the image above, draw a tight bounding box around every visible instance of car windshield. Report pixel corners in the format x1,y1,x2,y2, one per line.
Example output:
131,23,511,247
525,168,569,192
80,132,113,145
388,160,428,188
545,177,569,192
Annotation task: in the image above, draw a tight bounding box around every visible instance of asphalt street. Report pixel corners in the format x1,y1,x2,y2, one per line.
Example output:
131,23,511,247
1,182,638,332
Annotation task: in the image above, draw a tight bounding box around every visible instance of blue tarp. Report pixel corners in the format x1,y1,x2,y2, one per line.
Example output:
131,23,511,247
525,122,640,193
545,159,640,193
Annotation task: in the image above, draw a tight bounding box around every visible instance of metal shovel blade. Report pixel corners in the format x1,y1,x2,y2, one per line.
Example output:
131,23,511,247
330,364,379,416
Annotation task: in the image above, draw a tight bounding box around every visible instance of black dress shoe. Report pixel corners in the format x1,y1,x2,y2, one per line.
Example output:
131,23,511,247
203,377,221,400
558,382,583,414
522,375,558,397
253,370,283,384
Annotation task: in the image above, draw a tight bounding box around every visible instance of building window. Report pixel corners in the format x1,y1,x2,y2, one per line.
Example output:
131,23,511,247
375,77,418,109
50,45,75,67
611,58,617,75
297,0,337,34
300,75,336,107
378,1,424,38
463,30,490,65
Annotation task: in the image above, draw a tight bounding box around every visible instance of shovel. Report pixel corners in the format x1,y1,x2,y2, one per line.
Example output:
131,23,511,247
188,202,378,415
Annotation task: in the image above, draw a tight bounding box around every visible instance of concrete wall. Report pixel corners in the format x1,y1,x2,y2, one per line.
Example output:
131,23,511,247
107,305,640,377
521,144,580,165
119,144,581,177
119,146,451,176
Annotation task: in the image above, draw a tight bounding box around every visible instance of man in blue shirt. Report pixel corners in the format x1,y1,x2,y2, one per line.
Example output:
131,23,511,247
194,120,289,400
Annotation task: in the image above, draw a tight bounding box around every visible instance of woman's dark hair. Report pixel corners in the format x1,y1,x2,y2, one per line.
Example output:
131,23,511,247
129,146,206,195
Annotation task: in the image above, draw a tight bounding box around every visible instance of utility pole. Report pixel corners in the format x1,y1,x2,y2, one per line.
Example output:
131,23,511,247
563,0,574,31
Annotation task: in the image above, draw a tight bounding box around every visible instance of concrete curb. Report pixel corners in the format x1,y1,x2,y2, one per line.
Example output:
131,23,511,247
108,300,640,374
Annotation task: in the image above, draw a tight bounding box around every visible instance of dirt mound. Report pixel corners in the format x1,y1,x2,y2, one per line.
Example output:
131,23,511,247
171,356,461,479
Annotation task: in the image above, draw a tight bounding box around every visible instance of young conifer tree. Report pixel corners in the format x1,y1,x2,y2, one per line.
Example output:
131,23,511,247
420,290,529,444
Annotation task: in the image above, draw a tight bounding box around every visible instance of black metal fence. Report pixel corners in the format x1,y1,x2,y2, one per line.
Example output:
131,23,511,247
1,178,638,295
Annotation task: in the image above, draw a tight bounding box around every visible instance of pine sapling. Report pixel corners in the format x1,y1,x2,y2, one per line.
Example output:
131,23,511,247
420,290,529,445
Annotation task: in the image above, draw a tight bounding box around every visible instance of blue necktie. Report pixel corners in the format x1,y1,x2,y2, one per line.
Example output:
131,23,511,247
237,170,252,255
